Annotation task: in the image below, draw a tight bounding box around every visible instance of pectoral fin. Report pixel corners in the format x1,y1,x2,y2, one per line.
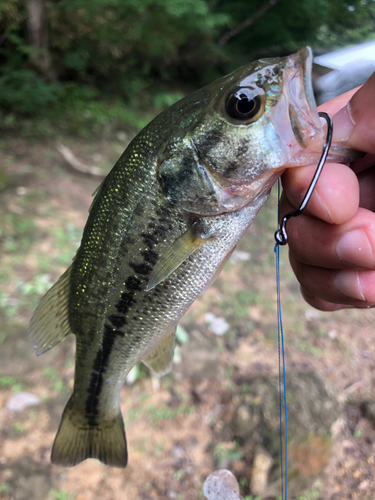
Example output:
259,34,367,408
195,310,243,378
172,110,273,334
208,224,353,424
141,328,176,376
146,224,211,291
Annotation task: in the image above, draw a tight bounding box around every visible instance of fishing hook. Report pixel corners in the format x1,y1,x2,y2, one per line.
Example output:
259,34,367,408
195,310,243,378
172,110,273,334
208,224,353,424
274,111,333,245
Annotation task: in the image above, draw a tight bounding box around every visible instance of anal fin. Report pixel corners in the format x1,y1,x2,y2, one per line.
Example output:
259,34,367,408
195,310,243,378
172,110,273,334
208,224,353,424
28,265,74,355
141,327,176,376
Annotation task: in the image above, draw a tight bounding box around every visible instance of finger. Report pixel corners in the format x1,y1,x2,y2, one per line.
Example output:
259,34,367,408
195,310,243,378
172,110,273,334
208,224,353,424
281,162,359,224
318,87,359,116
350,153,375,174
284,207,375,270
330,73,375,154
289,253,375,308
300,287,351,312
358,166,375,211
348,72,375,154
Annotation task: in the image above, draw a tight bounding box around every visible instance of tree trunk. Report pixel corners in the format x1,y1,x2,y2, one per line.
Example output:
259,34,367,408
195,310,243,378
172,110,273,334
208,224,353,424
26,0,55,81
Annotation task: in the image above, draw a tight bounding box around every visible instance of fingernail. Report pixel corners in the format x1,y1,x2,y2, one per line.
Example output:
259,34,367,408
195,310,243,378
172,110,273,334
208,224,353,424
336,229,374,268
332,103,356,142
335,270,365,301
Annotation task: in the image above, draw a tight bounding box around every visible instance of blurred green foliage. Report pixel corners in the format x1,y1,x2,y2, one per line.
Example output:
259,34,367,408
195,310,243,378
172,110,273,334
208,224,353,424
0,0,374,134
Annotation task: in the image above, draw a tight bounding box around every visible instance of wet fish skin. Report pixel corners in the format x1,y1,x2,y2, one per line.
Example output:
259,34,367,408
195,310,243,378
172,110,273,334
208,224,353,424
28,47,347,468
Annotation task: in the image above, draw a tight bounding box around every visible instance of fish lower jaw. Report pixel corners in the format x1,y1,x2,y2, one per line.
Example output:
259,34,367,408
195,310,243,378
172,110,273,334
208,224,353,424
214,169,283,212
285,141,362,168
327,142,364,163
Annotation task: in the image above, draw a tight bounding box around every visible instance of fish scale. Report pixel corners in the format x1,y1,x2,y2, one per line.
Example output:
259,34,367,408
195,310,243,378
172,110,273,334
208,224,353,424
28,47,356,468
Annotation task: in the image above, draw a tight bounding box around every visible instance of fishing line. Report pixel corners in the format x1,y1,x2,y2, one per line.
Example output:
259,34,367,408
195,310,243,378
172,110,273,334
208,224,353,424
274,111,333,500
275,179,287,500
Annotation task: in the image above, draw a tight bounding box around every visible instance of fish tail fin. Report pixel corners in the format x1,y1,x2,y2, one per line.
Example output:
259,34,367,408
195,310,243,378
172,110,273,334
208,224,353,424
51,396,127,468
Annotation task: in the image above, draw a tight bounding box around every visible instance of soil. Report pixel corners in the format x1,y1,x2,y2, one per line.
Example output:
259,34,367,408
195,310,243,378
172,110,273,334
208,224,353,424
0,135,375,500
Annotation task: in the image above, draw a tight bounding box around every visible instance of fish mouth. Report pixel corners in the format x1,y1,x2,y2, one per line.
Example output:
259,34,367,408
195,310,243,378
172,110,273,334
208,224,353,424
284,46,361,164
284,46,324,152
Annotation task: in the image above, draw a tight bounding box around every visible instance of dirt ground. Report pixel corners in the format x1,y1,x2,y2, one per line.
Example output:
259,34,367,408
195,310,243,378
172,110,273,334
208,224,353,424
1,135,375,500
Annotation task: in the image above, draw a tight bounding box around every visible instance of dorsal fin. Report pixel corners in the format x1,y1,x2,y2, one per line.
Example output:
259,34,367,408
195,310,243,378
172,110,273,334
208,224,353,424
28,266,74,355
89,179,105,212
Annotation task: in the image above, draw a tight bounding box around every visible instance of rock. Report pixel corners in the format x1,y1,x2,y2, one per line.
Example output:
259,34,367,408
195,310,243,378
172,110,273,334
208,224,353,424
305,308,322,320
328,330,338,340
6,392,41,413
250,446,273,496
359,480,370,491
229,251,251,264
116,131,128,142
231,404,255,439
205,313,230,336
203,469,240,500
16,186,27,196
331,418,345,439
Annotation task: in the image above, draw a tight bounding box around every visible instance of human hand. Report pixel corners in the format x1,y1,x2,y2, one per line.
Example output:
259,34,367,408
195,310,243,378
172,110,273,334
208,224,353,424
280,73,375,311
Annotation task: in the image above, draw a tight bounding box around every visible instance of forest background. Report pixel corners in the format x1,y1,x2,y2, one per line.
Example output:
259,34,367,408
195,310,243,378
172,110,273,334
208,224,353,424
1,0,375,138
1,1,375,499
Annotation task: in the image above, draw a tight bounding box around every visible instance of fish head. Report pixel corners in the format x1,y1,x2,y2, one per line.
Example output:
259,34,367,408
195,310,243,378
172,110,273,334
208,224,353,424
159,47,356,215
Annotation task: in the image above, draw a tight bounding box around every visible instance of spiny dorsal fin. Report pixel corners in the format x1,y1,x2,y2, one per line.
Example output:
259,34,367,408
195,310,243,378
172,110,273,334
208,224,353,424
28,266,74,355
146,224,211,291
89,178,105,212
141,327,176,376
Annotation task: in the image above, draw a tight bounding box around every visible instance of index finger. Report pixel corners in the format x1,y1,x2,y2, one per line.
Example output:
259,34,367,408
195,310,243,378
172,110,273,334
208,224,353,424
318,87,360,116
326,73,375,154
281,162,359,224
347,72,375,154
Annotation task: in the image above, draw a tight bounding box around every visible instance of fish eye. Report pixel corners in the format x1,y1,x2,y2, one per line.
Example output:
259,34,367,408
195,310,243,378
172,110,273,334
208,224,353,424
225,87,264,123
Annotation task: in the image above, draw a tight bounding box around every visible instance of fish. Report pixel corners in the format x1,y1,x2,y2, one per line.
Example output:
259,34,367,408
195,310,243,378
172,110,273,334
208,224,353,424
28,47,354,468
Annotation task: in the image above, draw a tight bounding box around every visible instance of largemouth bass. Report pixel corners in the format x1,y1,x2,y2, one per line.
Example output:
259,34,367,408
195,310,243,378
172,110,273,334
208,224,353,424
28,47,352,468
